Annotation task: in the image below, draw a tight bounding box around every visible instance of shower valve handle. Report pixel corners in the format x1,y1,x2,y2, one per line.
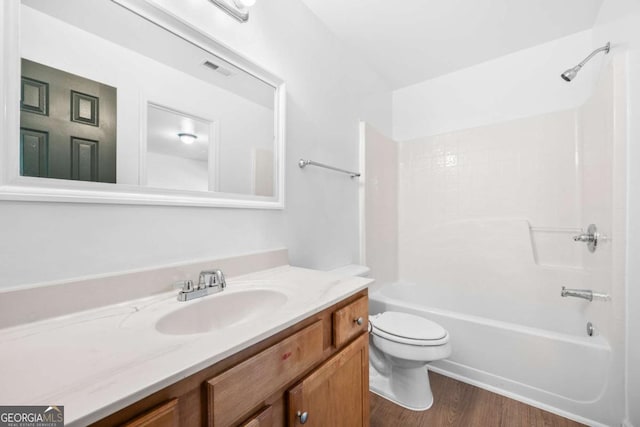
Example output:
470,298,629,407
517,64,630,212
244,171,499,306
573,224,599,253
573,233,594,242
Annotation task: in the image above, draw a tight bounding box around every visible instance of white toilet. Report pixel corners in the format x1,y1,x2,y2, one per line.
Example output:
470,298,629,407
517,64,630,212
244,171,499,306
369,311,451,410
329,264,452,411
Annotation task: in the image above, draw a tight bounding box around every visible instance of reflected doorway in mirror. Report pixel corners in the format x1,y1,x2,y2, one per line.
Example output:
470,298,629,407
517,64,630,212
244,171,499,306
143,103,218,193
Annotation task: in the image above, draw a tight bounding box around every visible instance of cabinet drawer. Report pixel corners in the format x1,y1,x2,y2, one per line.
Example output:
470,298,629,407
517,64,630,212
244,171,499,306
122,399,179,427
239,406,273,427
207,321,323,427
333,296,368,348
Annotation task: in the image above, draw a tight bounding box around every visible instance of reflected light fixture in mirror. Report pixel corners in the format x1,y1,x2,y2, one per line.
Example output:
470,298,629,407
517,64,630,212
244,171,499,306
209,0,257,23
178,133,198,145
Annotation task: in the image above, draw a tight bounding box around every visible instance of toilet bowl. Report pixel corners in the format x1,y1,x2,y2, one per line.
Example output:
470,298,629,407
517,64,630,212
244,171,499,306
369,311,452,410
327,265,451,410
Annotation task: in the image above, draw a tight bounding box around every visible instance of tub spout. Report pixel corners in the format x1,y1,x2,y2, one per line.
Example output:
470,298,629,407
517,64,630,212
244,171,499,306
561,286,593,301
561,286,610,302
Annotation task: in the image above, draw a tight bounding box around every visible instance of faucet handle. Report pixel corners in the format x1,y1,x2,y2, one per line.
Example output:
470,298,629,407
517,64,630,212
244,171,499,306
173,280,194,293
215,270,226,289
198,272,213,289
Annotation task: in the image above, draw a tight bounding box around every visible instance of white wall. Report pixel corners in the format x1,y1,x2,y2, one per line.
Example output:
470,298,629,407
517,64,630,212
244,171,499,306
393,30,595,141
0,0,391,288
146,152,208,192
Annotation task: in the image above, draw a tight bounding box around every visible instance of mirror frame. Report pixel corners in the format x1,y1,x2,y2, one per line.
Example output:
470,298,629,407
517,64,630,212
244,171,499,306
0,0,286,209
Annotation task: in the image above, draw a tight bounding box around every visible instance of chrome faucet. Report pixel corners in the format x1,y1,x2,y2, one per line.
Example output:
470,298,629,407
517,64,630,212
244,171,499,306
198,269,226,290
175,269,226,302
561,286,610,302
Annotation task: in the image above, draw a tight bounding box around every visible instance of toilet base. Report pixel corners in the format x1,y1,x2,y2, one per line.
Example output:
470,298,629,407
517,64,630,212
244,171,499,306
370,363,434,411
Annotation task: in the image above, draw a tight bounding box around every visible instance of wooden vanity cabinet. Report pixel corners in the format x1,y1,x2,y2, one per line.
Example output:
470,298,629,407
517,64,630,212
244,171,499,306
92,290,369,427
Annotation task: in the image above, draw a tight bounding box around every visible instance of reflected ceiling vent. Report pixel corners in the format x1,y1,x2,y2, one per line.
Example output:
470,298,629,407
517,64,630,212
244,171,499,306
202,60,233,77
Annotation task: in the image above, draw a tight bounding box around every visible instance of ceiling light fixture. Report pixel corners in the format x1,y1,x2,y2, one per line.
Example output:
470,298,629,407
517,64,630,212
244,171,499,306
209,0,256,23
178,132,197,145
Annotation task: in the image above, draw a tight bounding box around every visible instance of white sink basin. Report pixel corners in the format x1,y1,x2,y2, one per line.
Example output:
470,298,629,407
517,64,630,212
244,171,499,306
155,289,288,335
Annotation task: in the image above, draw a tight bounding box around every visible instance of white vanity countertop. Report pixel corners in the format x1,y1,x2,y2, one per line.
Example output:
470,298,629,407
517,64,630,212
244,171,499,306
0,266,371,426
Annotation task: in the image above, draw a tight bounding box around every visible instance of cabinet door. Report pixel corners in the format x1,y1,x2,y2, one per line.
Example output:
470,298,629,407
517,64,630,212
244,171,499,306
287,333,369,427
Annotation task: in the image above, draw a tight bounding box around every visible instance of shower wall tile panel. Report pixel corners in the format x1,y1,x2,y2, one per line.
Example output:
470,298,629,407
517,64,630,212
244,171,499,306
399,110,580,228
398,109,583,315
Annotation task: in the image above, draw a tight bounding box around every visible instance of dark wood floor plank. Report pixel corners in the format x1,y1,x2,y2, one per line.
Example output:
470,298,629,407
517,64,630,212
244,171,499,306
370,372,586,427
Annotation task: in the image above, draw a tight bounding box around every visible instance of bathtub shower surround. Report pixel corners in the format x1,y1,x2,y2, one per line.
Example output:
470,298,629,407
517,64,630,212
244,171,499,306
363,56,626,425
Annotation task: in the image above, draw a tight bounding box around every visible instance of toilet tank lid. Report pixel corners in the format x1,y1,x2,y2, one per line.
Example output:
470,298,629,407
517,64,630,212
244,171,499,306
328,264,370,277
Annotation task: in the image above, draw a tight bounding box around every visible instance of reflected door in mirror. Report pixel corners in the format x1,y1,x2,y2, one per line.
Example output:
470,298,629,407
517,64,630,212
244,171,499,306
20,58,117,183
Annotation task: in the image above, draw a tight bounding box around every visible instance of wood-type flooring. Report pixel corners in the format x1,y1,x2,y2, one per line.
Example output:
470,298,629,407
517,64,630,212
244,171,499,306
370,372,586,427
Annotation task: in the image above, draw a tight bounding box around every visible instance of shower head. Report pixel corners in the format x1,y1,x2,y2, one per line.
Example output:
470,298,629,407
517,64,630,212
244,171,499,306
561,65,581,82
561,42,610,82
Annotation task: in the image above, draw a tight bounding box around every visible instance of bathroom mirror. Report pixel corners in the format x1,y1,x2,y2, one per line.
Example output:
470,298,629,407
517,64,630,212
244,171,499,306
0,0,285,208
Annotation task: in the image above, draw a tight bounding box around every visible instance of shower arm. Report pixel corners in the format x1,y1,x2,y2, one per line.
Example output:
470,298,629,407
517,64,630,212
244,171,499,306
575,43,611,70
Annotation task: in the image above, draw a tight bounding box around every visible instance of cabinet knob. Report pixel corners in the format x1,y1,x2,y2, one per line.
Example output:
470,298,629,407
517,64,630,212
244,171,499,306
354,317,364,326
297,411,309,424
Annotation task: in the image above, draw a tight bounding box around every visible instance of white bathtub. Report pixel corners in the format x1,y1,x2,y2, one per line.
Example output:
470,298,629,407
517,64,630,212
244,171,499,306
370,281,614,427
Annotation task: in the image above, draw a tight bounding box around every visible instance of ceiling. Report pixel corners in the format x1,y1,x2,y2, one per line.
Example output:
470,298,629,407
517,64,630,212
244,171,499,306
300,0,604,89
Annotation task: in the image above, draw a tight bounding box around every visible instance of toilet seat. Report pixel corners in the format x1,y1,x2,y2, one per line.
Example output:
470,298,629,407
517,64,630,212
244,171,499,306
370,312,449,346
